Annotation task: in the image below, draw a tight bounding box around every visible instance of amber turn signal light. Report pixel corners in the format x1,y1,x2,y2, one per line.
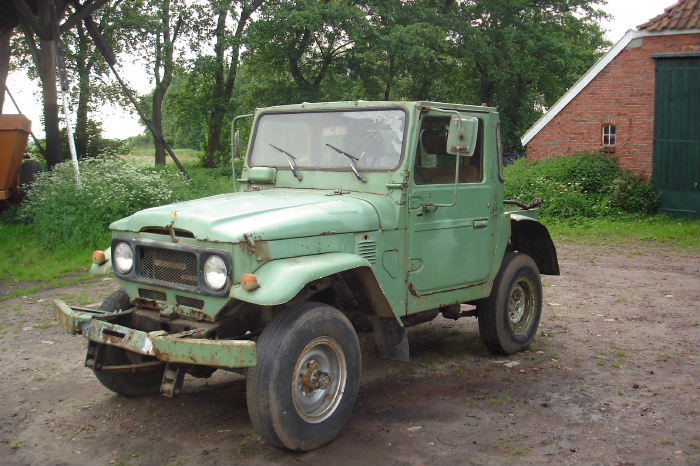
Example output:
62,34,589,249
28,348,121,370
92,250,107,265
241,273,259,291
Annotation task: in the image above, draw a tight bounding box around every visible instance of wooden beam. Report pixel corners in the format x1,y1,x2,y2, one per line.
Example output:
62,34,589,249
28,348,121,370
9,0,43,36
0,32,10,113
60,0,110,33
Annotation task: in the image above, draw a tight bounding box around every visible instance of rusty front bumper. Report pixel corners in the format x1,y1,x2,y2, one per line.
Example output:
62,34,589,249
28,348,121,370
53,300,257,368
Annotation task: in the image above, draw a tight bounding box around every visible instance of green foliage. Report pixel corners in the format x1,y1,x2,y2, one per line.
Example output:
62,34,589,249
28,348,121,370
0,223,94,285
504,152,659,218
26,120,127,161
18,154,188,248
609,173,659,215
61,120,128,159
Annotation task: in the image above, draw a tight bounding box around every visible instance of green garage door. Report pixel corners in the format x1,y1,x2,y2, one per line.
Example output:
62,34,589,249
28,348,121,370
653,55,700,218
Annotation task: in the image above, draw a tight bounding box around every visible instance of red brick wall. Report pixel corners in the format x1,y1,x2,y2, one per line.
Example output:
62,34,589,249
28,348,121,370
526,32,700,181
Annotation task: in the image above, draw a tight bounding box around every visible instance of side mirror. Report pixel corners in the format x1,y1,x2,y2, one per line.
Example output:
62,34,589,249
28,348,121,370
446,115,478,157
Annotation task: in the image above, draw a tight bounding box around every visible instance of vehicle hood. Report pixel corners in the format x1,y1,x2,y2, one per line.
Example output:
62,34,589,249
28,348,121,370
110,189,382,243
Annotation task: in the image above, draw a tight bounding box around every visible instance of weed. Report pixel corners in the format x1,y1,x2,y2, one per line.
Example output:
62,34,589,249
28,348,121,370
110,453,138,466
550,353,560,360
574,359,582,367
33,322,56,329
11,441,23,450
658,440,676,446
659,353,678,362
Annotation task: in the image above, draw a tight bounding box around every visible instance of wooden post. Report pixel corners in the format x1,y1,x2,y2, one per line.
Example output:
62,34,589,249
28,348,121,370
0,32,10,113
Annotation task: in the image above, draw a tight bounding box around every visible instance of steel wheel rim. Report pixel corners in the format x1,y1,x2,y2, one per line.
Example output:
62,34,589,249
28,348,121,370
292,336,347,424
508,277,535,336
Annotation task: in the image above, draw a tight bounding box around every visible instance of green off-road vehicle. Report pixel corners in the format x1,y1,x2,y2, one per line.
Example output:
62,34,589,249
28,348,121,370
55,101,559,451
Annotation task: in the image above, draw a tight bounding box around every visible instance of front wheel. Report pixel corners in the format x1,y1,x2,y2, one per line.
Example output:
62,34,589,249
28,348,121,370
246,302,361,451
478,253,542,355
92,289,164,396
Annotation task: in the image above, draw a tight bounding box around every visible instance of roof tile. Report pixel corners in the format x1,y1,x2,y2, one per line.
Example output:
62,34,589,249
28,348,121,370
638,0,700,31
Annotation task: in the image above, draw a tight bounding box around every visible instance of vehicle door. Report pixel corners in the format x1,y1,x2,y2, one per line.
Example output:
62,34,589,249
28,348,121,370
406,111,494,296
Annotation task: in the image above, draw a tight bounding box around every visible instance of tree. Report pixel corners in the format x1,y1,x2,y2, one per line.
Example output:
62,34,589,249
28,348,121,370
245,0,364,102
202,0,264,168
60,0,143,158
449,0,609,150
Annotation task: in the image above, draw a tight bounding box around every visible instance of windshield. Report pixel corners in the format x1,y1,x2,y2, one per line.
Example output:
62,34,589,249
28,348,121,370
249,109,405,172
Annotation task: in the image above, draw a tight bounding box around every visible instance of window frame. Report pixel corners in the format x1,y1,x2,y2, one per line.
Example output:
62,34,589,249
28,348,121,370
602,124,616,146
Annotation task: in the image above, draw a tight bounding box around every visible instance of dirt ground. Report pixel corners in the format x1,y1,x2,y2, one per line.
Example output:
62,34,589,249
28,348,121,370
0,241,698,466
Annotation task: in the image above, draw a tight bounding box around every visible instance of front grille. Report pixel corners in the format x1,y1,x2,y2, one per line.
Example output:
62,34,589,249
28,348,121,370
138,247,198,287
139,288,167,301
176,295,205,309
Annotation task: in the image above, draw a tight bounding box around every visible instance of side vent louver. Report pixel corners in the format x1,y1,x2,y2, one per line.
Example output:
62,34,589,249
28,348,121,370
356,241,377,264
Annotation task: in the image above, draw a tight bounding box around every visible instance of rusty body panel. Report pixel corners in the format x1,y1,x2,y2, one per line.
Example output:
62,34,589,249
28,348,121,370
53,300,257,369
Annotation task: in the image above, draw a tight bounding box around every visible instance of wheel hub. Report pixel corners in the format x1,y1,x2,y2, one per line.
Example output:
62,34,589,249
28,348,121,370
292,336,347,424
300,360,331,392
509,286,526,324
507,277,535,336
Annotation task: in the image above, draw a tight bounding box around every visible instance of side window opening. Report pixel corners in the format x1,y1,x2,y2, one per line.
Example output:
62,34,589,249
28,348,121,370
602,124,616,146
414,115,483,185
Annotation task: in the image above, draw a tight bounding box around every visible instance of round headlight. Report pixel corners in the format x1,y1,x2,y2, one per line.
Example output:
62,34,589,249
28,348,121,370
113,242,134,274
203,255,228,291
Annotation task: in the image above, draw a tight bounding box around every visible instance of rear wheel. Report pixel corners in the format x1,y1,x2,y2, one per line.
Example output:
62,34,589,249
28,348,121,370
478,253,542,355
246,302,361,451
92,289,165,397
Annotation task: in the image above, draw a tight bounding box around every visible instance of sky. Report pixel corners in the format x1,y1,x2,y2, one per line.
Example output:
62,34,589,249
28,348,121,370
3,0,673,139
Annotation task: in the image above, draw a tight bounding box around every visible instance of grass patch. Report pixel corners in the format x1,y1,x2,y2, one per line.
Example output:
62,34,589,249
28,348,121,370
0,224,94,284
0,158,235,293
546,216,699,251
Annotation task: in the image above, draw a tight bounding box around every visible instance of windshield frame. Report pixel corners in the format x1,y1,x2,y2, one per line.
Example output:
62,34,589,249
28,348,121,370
247,106,410,174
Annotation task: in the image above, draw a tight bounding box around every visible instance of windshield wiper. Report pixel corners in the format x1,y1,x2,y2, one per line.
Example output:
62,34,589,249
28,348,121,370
325,143,366,183
269,143,302,181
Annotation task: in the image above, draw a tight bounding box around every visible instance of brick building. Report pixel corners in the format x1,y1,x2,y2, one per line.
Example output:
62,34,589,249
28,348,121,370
521,0,699,217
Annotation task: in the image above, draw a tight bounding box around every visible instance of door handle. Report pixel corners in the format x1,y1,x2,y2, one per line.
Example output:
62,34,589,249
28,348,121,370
473,219,489,229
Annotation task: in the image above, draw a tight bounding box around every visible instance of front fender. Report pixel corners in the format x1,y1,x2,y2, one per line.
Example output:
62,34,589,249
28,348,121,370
230,253,371,306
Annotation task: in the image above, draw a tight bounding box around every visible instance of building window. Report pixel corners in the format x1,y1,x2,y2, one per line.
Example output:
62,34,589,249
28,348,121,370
602,124,616,146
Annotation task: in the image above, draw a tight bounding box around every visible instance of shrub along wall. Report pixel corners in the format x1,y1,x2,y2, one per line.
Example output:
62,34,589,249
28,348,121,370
504,152,658,218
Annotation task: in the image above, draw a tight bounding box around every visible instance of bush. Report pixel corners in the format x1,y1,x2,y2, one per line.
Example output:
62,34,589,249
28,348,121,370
609,173,659,214
504,152,658,218
19,153,188,248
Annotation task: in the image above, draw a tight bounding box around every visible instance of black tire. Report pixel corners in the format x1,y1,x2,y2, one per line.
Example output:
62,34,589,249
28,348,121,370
98,289,132,313
478,253,542,355
18,159,42,189
93,289,165,397
246,302,361,451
